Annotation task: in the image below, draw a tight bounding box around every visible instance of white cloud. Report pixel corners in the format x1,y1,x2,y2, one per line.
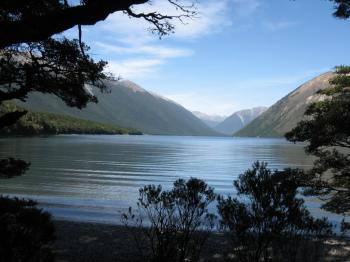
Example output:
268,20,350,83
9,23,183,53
106,58,164,79
98,0,232,42
94,42,193,78
171,0,233,38
82,0,232,79
94,42,193,58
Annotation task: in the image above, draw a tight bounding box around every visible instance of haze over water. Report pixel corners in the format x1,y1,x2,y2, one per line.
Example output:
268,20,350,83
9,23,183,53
0,135,340,225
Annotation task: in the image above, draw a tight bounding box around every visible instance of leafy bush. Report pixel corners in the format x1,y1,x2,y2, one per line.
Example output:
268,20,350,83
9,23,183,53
122,178,216,262
218,162,333,262
0,158,30,178
0,197,55,262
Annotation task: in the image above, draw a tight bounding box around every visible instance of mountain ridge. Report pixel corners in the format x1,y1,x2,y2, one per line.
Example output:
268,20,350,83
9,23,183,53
235,72,333,137
15,79,220,136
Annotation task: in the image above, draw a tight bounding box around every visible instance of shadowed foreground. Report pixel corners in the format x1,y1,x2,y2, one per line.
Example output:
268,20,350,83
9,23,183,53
53,221,350,262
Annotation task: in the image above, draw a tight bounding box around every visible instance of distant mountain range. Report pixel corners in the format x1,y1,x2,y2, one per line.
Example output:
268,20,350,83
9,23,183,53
192,111,226,128
214,107,267,135
194,107,267,135
235,72,333,137
15,80,219,136
12,72,332,138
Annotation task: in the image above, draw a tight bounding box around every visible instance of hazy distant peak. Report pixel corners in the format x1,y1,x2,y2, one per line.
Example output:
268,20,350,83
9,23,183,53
192,111,227,128
214,106,267,135
192,111,226,122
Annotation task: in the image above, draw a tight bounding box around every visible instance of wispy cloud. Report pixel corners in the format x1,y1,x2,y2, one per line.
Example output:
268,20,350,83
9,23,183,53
98,0,233,42
94,42,193,78
262,20,299,31
94,42,193,59
106,58,164,79
77,0,233,78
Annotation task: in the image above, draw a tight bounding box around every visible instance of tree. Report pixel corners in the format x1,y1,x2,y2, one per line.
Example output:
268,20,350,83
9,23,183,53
285,66,350,214
122,178,216,262
331,0,350,19
0,1,196,260
217,162,333,262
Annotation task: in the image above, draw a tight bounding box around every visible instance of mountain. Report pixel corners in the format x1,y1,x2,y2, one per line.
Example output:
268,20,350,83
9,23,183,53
15,79,219,136
192,111,226,128
235,72,333,137
214,107,267,135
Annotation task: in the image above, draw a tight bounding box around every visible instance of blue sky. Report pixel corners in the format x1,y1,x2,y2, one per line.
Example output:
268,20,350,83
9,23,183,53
66,0,350,116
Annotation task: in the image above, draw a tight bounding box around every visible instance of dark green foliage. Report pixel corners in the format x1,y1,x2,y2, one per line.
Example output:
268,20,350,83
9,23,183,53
285,66,350,214
0,158,30,178
122,178,216,262
0,196,55,262
0,0,196,48
0,38,108,109
0,102,140,135
0,110,27,129
217,162,333,262
332,0,350,18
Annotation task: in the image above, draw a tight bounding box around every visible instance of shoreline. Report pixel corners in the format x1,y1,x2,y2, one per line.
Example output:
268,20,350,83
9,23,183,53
53,220,350,262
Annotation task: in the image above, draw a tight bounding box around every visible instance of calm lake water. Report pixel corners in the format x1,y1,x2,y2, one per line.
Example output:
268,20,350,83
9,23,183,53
0,135,344,225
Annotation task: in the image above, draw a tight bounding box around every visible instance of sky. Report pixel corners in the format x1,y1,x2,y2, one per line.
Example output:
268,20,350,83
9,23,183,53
66,0,350,116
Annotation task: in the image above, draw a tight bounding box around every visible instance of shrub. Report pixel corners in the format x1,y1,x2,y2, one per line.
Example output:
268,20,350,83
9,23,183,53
217,162,333,262
0,196,55,262
122,178,216,262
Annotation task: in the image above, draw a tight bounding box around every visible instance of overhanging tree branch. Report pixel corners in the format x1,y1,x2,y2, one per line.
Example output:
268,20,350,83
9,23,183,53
0,0,148,48
0,0,198,49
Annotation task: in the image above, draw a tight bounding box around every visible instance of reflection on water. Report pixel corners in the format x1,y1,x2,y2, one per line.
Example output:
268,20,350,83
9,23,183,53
0,135,339,224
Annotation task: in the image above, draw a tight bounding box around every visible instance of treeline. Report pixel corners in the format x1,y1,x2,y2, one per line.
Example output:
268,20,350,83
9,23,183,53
0,102,142,136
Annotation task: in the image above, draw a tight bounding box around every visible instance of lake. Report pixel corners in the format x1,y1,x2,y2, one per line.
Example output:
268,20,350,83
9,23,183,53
0,135,343,225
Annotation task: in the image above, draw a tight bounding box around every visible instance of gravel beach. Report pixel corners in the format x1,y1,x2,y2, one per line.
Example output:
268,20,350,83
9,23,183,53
53,220,350,262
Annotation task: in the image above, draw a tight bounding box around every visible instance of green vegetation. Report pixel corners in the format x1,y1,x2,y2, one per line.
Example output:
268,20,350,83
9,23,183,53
0,102,141,136
0,197,55,262
286,66,350,214
122,178,216,262
218,162,333,262
124,164,334,262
